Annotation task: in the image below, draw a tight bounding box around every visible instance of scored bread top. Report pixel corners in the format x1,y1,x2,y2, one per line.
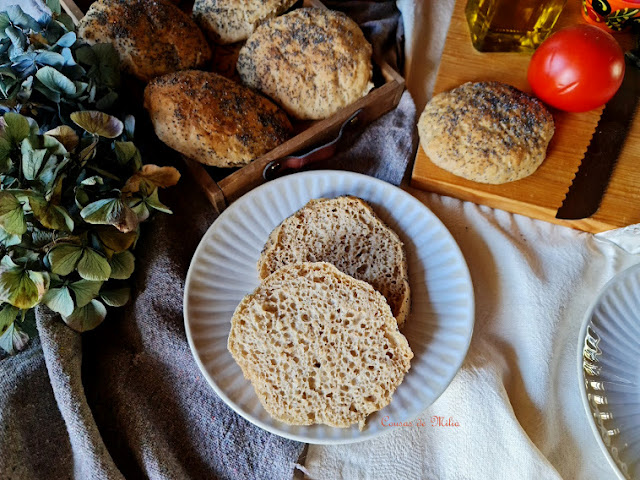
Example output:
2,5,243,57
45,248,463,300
77,0,211,82
143,70,292,167
257,196,411,327
228,262,413,429
237,8,373,120
418,81,555,184
193,0,297,44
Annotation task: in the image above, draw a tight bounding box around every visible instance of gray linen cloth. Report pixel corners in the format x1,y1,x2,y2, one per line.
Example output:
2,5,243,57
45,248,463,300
0,1,416,478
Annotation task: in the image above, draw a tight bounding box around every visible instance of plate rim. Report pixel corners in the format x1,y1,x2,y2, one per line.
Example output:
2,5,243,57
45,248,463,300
576,262,640,480
183,170,475,445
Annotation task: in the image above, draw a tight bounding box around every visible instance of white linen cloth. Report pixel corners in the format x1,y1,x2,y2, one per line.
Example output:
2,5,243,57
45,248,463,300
303,1,640,478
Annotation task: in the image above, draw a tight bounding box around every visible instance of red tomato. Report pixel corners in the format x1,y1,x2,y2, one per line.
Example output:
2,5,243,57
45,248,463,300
527,25,625,112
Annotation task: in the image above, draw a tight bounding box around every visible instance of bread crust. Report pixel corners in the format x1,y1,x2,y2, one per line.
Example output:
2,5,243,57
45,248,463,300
257,196,410,328
193,0,297,44
418,81,555,184
228,262,413,429
143,70,292,167
237,8,373,120
77,0,212,82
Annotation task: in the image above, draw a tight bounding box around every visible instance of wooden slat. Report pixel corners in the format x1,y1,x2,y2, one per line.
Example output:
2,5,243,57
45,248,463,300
410,0,640,234
181,159,227,215
218,78,404,203
60,0,85,24
214,0,405,205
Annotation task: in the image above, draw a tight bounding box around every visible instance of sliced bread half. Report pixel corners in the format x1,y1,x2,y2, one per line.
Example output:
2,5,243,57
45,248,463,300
257,196,411,327
228,262,413,429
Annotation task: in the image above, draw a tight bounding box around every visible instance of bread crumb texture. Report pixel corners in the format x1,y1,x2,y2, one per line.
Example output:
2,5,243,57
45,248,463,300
418,81,555,184
258,196,410,327
237,8,374,120
143,70,292,167
77,0,212,82
193,0,297,44
228,262,413,429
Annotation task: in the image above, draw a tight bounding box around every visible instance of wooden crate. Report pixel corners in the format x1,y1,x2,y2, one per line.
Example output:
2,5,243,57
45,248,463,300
62,0,405,212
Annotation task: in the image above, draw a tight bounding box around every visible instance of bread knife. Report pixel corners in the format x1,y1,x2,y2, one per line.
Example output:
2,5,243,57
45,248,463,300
555,50,640,220
263,109,361,180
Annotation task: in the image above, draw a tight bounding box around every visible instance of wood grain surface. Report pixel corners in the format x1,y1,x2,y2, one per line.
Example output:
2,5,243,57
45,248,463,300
410,0,640,233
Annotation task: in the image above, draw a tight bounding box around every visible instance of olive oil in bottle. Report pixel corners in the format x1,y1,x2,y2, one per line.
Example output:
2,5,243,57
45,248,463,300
466,0,567,52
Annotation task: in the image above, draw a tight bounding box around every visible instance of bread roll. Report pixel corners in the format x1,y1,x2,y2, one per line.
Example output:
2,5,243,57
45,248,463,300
237,8,374,120
418,81,555,184
258,196,410,327
228,262,413,429
193,0,297,44
77,0,211,82
143,70,292,167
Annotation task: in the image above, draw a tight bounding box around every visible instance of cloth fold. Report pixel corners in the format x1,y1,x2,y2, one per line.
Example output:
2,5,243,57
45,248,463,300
597,224,640,254
36,310,124,480
0,337,74,479
304,192,640,479
77,180,306,480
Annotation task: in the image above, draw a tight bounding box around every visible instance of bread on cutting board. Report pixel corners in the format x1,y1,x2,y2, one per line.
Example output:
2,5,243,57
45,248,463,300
418,81,555,184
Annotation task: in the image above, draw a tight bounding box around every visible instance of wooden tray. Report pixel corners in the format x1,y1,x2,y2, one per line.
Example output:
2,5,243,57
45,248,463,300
62,0,405,213
410,0,640,234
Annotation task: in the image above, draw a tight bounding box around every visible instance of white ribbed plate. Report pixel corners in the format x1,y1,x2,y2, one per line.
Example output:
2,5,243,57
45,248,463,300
184,171,474,444
579,263,640,480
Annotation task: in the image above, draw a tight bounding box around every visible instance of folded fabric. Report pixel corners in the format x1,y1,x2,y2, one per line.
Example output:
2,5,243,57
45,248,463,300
304,191,640,479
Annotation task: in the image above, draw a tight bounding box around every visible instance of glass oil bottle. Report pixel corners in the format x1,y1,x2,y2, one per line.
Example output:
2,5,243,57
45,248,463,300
465,0,567,53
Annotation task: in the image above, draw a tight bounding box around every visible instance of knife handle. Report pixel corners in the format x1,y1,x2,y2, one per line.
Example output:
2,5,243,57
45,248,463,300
262,109,362,180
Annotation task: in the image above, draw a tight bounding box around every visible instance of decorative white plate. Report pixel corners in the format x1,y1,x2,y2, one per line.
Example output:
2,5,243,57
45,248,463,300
184,170,475,444
579,263,640,479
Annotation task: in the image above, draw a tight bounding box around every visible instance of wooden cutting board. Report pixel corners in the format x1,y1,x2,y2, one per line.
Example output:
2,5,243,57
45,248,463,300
410,0,640,234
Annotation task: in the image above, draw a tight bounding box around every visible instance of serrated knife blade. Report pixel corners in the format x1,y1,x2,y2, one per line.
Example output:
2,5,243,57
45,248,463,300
555,55,640,220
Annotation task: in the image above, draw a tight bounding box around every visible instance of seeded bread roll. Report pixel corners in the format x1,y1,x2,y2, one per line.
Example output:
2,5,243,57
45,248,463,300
237,8,374,120
77,0,211,82
228,262,413,429
418,81,555,184
144,70,292,167
193,0,297,44
257,196,410,327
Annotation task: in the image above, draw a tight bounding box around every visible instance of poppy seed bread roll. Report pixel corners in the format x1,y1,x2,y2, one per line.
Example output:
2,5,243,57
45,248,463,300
193,0,297,44
78,0,211,82
257,196,410,328
418,81,555,184
237,8,374,120
143,70,293,167
228,262,413,429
